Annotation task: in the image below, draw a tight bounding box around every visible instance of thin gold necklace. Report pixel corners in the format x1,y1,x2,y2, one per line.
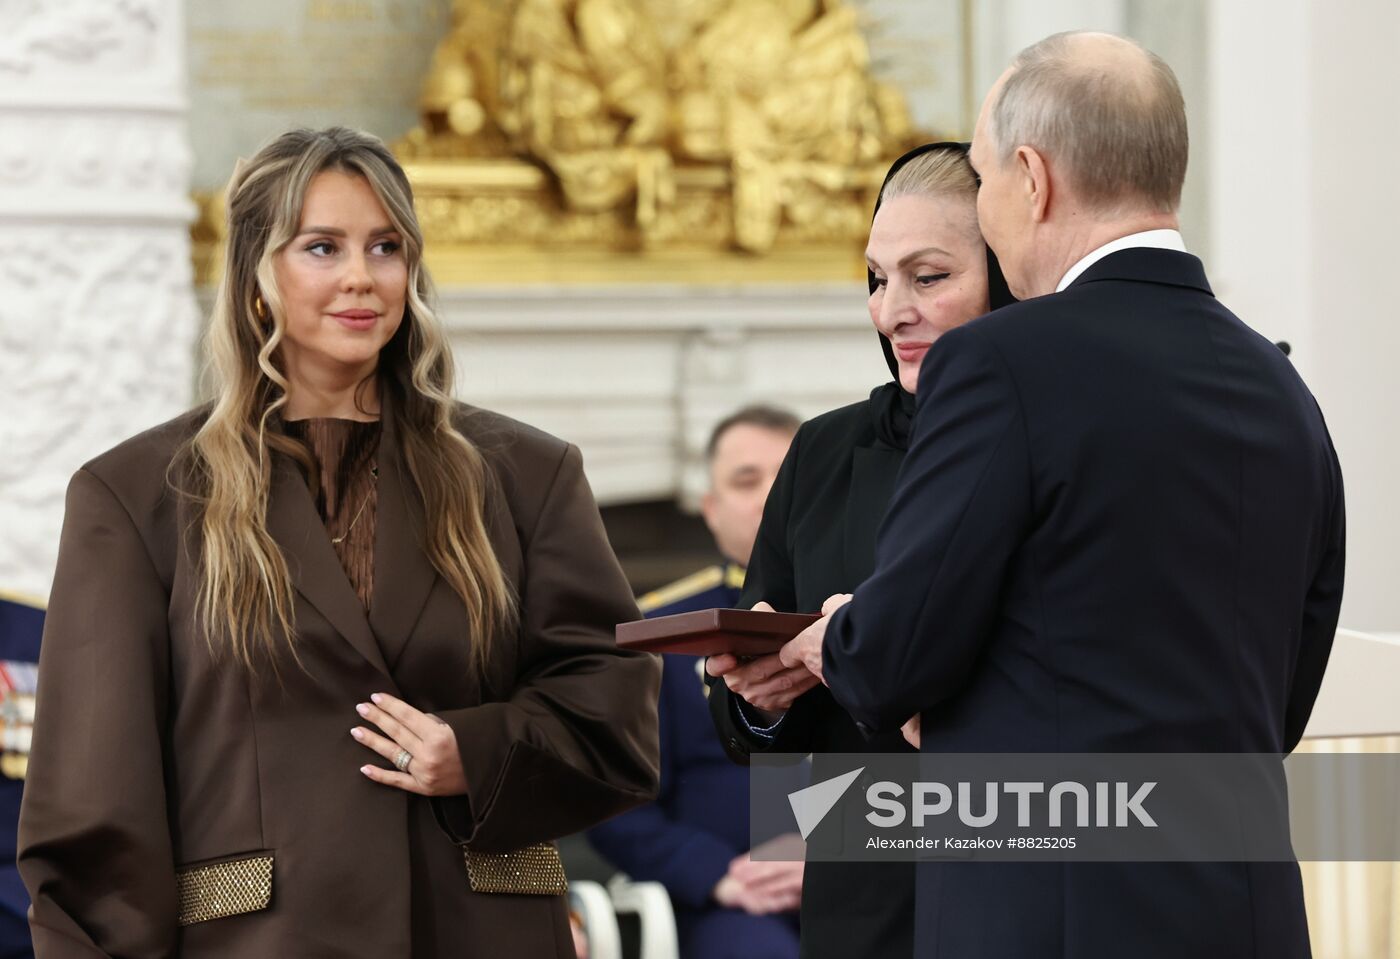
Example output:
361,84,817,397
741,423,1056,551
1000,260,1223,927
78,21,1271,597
330,463,377,545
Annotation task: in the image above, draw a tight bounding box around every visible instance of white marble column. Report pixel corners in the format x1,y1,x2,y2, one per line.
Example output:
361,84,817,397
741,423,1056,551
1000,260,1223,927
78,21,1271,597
0,1,198,600
1209,0,1400,635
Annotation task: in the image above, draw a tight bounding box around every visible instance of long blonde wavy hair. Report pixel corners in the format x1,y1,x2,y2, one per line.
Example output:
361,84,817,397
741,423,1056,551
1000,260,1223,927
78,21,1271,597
182,126,516,674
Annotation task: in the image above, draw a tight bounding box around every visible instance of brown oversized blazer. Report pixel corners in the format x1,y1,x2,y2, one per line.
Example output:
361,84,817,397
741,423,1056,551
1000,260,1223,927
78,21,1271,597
18,400,661,958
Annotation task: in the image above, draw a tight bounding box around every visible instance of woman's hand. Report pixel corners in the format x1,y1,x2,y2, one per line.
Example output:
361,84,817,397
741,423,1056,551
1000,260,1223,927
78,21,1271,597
352,692,468,796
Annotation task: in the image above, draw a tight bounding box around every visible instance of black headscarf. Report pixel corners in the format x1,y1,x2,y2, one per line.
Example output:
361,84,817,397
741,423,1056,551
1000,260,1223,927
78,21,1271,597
867,142,1016,449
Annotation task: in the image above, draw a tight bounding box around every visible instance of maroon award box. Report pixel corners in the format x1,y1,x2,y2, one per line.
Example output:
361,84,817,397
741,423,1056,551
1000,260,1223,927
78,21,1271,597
615,608,820,657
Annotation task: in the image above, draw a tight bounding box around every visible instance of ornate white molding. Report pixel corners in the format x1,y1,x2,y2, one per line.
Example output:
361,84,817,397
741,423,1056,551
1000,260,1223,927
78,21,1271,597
434,284,888,509
0,111,193,222
0,0,172,86
1,0,196,600
437,284,880,332
0,227,197,597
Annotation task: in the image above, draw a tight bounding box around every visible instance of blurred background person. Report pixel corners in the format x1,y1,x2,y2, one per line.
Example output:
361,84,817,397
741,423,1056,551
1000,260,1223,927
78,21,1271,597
590,405,802,959
637,406,801,619
705,143,1015,959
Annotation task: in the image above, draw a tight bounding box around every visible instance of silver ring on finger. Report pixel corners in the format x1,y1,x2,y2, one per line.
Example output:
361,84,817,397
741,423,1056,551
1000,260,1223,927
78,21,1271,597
393,748,413,772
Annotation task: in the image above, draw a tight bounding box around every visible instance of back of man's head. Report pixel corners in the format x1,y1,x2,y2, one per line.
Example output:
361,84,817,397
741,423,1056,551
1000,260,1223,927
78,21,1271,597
991,31,1188,216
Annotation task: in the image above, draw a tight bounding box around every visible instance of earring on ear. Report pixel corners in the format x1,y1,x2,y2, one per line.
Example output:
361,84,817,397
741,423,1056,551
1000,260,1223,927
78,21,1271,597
253,294,267,320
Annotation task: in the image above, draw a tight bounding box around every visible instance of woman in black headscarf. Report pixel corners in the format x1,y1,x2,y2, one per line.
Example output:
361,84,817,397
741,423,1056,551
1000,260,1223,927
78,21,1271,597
705,143,1015,958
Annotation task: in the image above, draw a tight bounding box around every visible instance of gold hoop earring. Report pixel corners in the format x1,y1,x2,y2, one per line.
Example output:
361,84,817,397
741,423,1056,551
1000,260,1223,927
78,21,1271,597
253,294,267,320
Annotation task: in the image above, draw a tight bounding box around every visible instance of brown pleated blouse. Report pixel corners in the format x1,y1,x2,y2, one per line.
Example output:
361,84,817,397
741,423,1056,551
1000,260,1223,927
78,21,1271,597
281,417,381,610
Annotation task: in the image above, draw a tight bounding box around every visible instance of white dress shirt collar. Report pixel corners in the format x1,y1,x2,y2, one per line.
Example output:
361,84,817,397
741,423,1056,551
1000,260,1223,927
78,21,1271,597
1055,229,1187,293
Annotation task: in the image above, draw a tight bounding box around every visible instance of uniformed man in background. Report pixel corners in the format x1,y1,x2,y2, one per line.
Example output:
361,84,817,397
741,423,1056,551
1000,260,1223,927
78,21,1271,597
590,404,802,959
640,406,800,618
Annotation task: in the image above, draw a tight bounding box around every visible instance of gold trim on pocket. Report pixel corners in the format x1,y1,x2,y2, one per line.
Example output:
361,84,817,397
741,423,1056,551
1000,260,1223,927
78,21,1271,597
464,843,567,895
176,854,273,926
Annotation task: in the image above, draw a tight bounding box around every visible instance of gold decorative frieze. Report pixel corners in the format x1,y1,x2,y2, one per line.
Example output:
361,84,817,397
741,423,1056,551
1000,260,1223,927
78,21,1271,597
192,0,943,286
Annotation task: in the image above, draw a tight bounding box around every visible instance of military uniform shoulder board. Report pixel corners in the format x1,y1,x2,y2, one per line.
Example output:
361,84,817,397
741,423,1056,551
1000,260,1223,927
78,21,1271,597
637,565,725,615
724,563,745,590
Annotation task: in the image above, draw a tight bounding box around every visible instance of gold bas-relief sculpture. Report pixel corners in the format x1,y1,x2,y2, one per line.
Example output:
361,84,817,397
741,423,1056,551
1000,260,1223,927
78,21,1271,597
193,0,923,285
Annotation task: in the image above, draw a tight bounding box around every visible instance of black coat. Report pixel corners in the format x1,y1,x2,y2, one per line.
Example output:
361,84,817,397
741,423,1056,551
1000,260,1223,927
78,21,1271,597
706,141,1013,959
707,396,918,959
823,248,1345,958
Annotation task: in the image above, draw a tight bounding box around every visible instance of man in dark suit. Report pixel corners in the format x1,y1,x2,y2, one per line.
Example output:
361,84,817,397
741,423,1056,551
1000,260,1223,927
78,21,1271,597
778,31,1345,959
589,406,802,959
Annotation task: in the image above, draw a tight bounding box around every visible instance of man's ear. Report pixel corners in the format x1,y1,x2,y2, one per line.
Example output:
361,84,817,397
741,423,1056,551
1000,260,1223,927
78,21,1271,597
1017,145,1052,223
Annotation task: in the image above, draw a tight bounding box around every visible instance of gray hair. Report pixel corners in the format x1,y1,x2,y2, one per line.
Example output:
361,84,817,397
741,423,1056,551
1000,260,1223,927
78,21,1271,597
881,148,980,207
989,32,1188,214
879,147,982,239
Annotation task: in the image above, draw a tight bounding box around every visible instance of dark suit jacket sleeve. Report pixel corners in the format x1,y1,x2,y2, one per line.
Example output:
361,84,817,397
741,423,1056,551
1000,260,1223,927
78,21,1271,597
587,661,736,908
824,325,1032,735
706,429,820,761
434,444,662,853
18,469,178,959
1284,429,1346,752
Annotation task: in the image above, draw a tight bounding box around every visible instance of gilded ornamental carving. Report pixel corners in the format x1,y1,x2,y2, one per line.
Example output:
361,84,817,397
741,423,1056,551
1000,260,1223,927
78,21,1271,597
401,0,915,276
194,0,929,285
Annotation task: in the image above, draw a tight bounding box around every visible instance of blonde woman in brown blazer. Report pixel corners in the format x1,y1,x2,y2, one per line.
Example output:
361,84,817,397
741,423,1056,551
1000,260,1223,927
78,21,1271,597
17,127,661,958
